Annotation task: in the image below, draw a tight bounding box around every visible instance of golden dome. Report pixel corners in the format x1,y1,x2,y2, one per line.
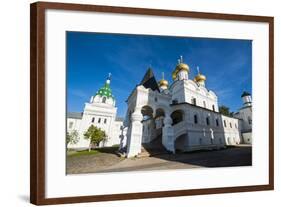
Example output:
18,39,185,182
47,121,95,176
172,56,190,80
176,63,189,72
159,72,169,87
194,73,206,82
159,79,169,87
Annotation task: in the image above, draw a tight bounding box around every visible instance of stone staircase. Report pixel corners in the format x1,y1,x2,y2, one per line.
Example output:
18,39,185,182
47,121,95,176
138,134,169,157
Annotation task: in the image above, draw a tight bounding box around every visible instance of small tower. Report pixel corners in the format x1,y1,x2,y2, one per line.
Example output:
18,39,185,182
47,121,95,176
172,56,189,81
194,66,206,87
241,91,252,107
158,72,169,91
91,73,115,106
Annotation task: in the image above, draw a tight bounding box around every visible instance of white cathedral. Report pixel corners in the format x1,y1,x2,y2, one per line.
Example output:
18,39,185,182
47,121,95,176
67,56,252,158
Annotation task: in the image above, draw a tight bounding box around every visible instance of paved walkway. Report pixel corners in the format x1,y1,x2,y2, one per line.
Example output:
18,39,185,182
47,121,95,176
66,145,252,174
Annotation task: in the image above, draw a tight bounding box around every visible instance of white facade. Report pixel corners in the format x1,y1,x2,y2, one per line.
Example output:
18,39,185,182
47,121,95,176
123,57,250,157
67,76,124,149
234,92,253,144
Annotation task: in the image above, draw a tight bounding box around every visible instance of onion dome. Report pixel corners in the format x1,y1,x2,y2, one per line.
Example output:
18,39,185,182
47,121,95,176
159,79,169,87
194,66,206,86
158,72,169,88
194,73,206,82
172,56,190,80
241,91,251,98
95,74,115,99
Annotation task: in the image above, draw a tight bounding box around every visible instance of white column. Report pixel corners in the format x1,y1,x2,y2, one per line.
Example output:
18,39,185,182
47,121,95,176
126,108,143,157
162,116,175,153
119,126,127,151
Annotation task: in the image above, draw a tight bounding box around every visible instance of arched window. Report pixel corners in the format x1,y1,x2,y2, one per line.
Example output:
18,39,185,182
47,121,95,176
206,117,210,125
98,118,101,123
102,97,106,103
69,122,73,129
248,116,252,125
224,120,227,127
92,117,95,123
171,110,184,125
194,114,198,124
104,118,107,124
191,97,196,105
216,118,219,126
230,122,232,128
172,99,178,104
203,101,206,108
212,105,215,111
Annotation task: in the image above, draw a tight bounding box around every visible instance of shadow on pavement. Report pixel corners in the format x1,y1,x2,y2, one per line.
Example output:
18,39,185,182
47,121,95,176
150,145,252,168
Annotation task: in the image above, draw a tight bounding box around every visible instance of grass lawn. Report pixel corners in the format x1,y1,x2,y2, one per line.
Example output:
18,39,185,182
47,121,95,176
67,146,119,157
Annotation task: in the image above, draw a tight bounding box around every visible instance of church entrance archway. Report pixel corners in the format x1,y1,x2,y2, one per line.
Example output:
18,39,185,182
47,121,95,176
155,108,165,118
155,108,165,129
175,133,188,152
141,105,153,121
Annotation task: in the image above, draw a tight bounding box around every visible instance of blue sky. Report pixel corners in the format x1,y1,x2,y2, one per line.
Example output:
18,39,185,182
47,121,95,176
67,32,252,117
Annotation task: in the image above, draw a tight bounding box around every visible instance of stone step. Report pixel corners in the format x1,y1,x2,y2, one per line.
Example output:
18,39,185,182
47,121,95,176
138,149,151,158
138,144,169,158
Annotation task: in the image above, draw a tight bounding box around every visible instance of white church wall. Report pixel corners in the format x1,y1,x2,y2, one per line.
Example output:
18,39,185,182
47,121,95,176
221,115,241,145
171,81,185,103
156,93,171,109
67,115,123,149
67,118,81,132
67,115,90,149
242,132,252,144
180,80,219,112
66,116,88,149
104,120,123,146
234,107,252,132
170,103,227,152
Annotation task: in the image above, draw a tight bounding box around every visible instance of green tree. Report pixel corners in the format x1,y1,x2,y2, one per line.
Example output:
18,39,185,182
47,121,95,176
219,105,230,116
66,130,80,149
84,125,107,151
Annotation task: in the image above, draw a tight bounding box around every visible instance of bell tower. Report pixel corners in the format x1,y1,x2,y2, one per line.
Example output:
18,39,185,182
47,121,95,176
241,91,252,107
